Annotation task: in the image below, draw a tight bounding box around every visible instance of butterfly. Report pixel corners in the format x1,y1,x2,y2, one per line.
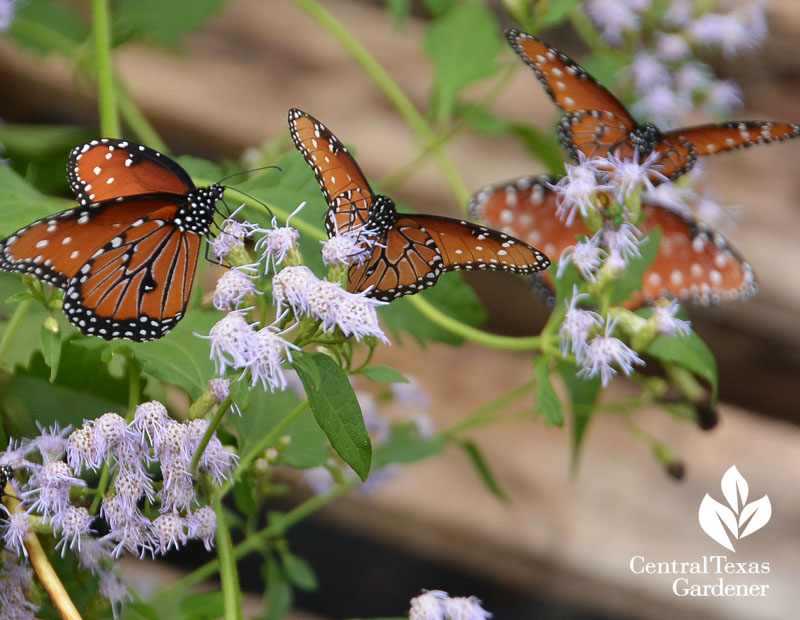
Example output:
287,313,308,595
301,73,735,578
288,108,551,301
0,139,224,342
505,29,800,181
470,175,757,308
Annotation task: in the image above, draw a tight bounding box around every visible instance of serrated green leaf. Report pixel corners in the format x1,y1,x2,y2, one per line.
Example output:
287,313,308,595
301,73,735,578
359,364,408,383
459,439,508,502
424,2,502,121
291,351,372,481
646,330,718,399
115,0,226,47
117,309,218,399
533,356,564,426
373,423,444,468
559,360,601,471
280,551,318,591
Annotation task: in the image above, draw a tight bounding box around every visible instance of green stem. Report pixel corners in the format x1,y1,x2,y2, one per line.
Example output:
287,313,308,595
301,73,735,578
219,401,309,498
0,298,32,363
149,480,357,603
125,359,141,422
213,495,243,620
115,81,168,151
89,465,111,514
292,0,471,206
189,395,233,476
92,0,120,137
441,379,535,437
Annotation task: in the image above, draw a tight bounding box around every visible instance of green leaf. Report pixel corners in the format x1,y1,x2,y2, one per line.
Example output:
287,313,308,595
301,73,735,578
533,0,581,28
291,351,372,481
178,591,225,620
264,557,293,620
373,423,444,468
424,2,502,121
459,439,508,502
359,364,408,383
39,325,62,382
533,356,563,427
380,273,486,345
280,551,318,591
10,1,89,54
117,309,219,399
646,330,718,399
559,360,601,470
0,165,65,237
115,0,226,47
422,0,455,17
610,228,661,305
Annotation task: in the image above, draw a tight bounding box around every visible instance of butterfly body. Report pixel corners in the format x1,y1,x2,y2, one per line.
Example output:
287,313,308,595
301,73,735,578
470,175,756,308
506,29,800,180
289,108,550,301
0,139,223,342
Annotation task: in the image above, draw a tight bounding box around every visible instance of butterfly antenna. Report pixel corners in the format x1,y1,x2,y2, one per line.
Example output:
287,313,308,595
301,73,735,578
217,165,282,185
225,188,276,222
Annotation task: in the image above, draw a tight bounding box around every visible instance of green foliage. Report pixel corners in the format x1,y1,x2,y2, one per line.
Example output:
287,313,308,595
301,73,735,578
610,228,661,305
10,0,89,54
533,356,564,426
374,423,444,468
559,359,602,469
358,364,408,383
424,2,502,122
0,165,64,236
115,0,226,47
646,328,719,399
459,439,508,501
291,351,372,481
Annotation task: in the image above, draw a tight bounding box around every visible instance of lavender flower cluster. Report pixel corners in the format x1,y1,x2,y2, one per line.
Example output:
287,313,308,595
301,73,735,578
584,0,768,126
409,589,491,620
204,205,389,393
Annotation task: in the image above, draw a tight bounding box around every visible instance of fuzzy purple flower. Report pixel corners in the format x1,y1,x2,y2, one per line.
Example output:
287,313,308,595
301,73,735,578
206,311,254,374
53,505,93,556
321,227,377,267
559,287,602,360
151,512,188,555
244,326,300,392
558,234,605,282
652,300,691,337
213,268,257,311
98,572,132,620
578,317,645,386
187,506,217,551
550,157,610,226
1,507,30,557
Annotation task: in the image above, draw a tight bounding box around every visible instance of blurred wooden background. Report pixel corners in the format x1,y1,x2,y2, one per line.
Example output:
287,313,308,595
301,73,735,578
1,1,799,618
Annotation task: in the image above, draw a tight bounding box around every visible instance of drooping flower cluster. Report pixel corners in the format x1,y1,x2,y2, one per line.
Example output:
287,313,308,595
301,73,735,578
0,557,38,619
583,0,768,126
409,589,492,620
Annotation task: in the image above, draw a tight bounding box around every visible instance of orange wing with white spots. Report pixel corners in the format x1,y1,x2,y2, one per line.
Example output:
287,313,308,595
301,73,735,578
470,175,756,308
506,29,800,181
0,139,223,341
347,213,550,301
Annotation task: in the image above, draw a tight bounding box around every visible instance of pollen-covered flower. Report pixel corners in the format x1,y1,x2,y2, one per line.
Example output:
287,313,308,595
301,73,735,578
210,216,253,260
26,461,84,517
321,227,376,267
558,234,605,282
559,287,602,360
209,378,230,403
330,289,389,343
187,506,217,551
0,561,38,619
629,51,671,90
30,422,71,464
66,422,100,472
132,401,171,452
603,222,643,265
244,325,300,392
206,311,254,374
213,267,257,311
184,419,237,484
272,265,318,315
605,151,666,201
77,537,113,573
579,317,645,386
550,157,610,226
53,505,93,556
652,300,691,337
151,512,188,555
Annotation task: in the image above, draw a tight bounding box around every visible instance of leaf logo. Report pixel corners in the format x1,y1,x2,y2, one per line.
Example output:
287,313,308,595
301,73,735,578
698,466,771,552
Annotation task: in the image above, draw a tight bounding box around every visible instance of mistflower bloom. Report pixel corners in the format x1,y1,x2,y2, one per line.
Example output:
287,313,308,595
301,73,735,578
652,300,691,337
391,375,431,411
1,508,30,557
655,32,691,61
209,378,230,402
53,505,93,556
629,51,671,90
26,461,84,516
409,590,449,620
210,215,252,260
30,421,71,464
132,401,171,452
77,537,113,573
303,466,335,495
330,290,389,343
92,412,131,457
689,11,765,58
605,151,666,200
0,0,17,33
271,265,318,315
357,392,391,443
205,311,254,374
583,0,640,44
113,465,156,510
558,234,605,282
550,157,609,226
98,572,132,620
632,84,689,128
603,222,643,265
579,317,645,386
0,561,38,618
184,419,237,483
187,506,217,551
321,227,376,267
0,439,36,470
411,413,436,439
66,422,100,472
559,288,602,360
151,513,188,555
675,62,712,96
304,279,347,331
212,267,257,311
443,595,492,620
245,325,300,392
703,79,742,116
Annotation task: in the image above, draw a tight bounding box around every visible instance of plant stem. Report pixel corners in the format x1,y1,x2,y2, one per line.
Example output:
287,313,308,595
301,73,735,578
214,495,243,620
89,464,110,514
126,358,141,421
92,0,120,138
115,81,168,151
441,379,536,437
189,394,234,476
220,401,309,497
0,298,32,364
150,479,357,602
291,0,471,206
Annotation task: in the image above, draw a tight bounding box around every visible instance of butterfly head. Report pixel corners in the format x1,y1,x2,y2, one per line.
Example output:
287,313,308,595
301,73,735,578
631,123,662,157
365,195,399,236
180,184,225,235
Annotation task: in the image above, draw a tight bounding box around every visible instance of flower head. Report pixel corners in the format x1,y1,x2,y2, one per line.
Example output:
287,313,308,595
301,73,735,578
30,422,71,464
551,156,610,226
558,234,605,282
98,572,132,620
210,215,253,260
559,287,602,360
0,0,18,33
187,506,217,551
578,317,645,386
321,227,377,267
409,590,448,620
605,151,666,201
206,311,254,374
213,268,257,311
244,325,300,392
583,0,640,44
652,300,691,337
1,507,30,557
272,265,318,315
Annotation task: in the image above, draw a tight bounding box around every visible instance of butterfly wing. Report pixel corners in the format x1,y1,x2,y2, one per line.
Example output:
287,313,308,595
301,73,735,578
348,213,550,300
666,121,800,157
288,108,376,236
469,176,756,308
506,29,634,124
68,139,196,205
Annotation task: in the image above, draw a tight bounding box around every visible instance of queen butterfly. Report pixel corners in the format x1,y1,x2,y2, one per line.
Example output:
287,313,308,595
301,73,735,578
506,29,800,181
288,108,550,300
470,175,756,308
0,139,224,342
